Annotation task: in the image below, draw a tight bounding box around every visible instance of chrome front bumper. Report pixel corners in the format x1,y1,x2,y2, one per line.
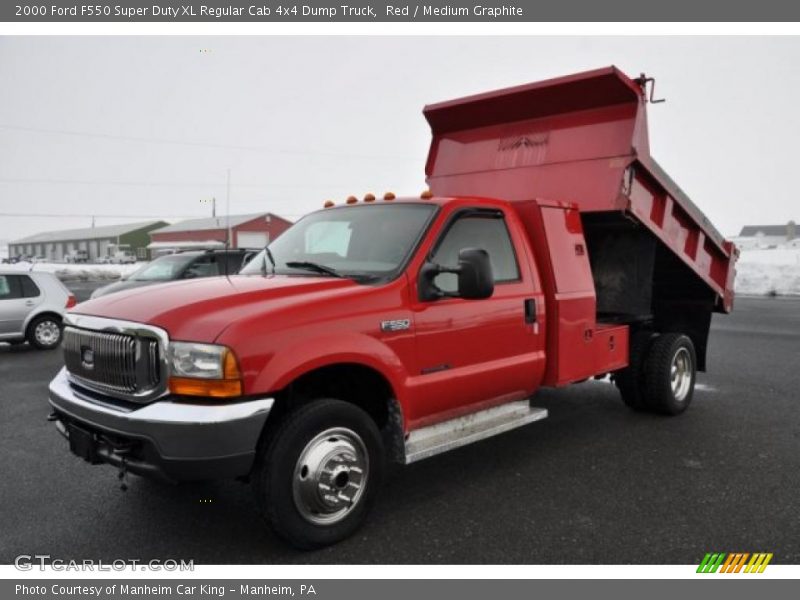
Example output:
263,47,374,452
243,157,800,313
48,368,273,482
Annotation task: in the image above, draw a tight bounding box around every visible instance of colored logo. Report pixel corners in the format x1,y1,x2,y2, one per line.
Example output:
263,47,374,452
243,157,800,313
697,552,773,573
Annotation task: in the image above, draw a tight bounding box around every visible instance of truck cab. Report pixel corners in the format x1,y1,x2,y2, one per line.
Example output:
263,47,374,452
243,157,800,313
47,67,737,550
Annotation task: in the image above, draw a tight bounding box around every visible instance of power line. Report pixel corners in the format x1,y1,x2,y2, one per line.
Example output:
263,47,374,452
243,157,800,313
0,176,359,189
0,123,423,162
0,212,204,219
0,211,307,219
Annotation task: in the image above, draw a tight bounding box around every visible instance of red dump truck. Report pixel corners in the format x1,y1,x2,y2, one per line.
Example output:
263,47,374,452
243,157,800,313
49,67,737,549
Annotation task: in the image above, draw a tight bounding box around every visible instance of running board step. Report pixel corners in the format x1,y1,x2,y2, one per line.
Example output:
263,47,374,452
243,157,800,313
404,400,548,464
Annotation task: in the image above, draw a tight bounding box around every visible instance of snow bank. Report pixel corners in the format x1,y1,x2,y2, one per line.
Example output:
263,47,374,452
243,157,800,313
3,261,142,282
735,247,800,296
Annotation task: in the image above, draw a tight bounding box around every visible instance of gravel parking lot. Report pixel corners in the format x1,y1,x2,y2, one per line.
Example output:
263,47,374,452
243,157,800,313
1,293,798,564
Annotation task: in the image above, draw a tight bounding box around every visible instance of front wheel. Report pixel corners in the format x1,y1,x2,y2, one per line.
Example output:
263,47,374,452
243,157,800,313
252,399,385,550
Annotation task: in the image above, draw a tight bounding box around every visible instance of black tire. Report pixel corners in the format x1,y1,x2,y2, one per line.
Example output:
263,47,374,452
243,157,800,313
642,333,696,415
26,315,63,350
615,330,655,410
252,399,385,550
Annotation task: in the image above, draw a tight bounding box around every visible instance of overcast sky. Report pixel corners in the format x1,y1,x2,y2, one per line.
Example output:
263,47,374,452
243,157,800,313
1,36,798,247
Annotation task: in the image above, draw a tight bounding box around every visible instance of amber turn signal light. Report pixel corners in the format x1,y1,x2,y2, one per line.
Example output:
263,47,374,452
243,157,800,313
169,377,243,398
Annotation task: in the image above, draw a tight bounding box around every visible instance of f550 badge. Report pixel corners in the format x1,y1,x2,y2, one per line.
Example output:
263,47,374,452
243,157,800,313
697,552,773,573
381,319,411,332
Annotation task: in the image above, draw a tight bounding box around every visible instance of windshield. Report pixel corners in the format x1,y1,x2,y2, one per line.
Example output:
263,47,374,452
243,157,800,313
240,204,436,281
128,254,197,281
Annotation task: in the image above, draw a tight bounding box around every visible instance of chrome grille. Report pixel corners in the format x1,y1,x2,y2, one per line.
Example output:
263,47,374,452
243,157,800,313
63,326,161,398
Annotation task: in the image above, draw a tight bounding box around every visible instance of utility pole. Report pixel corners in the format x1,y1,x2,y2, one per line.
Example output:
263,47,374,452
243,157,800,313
226,169,232,248
200,197,216,217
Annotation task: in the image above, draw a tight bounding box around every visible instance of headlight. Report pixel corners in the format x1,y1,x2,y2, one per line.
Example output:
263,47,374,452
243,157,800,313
168,342,242,398
169,342,228,379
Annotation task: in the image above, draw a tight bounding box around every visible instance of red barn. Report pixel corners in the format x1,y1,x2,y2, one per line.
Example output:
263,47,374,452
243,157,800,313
147,213,292,257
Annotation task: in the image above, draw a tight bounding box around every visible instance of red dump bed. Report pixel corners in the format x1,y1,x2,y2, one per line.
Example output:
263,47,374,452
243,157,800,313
423,66,737,312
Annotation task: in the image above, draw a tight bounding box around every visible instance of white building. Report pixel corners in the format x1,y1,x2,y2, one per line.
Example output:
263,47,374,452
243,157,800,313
8,220,167,262
733,222,797,249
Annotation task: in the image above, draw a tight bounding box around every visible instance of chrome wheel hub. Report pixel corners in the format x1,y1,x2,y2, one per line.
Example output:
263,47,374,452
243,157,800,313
35,321,60,346
670,347,693,402
292,427,368,525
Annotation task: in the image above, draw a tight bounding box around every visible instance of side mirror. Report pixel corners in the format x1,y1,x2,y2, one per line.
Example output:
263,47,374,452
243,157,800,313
418,247,494,301
456,248,494,299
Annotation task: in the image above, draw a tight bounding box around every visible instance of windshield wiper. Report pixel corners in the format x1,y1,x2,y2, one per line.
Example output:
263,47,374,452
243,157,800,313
285,261,343,278
261,246,276,276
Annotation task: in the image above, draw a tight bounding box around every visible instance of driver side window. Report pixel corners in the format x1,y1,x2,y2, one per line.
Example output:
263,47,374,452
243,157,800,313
183,255,220,279
431,213,519,293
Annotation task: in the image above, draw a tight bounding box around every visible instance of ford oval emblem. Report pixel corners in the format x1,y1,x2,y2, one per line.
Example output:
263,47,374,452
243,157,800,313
81,347,95,369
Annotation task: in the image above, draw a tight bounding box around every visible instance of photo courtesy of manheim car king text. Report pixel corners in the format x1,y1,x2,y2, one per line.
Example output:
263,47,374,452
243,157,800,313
1,1,799,596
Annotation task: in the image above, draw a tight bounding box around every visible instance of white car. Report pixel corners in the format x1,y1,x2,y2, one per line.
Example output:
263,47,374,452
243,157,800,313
100,252,136,264
0,271,76,349
65,250,89,264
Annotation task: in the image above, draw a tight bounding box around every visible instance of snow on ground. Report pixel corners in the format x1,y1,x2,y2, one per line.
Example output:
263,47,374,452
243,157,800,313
735,246,800,296
2,261,142,281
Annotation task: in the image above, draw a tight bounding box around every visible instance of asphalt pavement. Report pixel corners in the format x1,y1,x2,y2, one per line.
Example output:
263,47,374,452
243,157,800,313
1,294,798,564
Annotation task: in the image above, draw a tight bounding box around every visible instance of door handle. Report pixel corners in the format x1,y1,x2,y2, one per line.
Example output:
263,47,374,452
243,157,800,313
524,298,537,324
25,300,35,306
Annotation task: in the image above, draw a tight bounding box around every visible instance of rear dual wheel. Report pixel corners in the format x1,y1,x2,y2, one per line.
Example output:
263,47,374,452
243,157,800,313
615,331,655,411
616,332,696,415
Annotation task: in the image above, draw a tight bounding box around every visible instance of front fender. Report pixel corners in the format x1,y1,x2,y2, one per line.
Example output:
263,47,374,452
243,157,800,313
251,331,409,405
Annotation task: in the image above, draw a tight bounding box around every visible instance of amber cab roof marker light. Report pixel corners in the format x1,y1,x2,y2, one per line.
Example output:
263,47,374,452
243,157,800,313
323,200,335,208
346,196,358,204
420,190,434,199
363,193,376,203
383,192,396,201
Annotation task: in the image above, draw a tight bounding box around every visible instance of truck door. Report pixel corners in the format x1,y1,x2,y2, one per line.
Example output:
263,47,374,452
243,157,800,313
408,207,546,425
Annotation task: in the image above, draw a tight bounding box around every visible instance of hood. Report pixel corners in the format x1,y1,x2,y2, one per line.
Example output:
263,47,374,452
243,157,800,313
73,275,359,342
91,279,155,299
